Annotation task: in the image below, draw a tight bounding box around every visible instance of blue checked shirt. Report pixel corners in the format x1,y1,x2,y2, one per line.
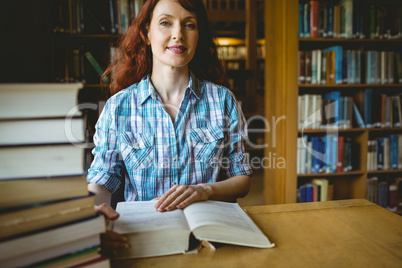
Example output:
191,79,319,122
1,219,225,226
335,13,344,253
87,73,252,201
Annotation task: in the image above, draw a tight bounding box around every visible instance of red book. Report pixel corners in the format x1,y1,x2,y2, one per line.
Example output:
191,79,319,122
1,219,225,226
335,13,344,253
310,0,319,38
336,136,344,172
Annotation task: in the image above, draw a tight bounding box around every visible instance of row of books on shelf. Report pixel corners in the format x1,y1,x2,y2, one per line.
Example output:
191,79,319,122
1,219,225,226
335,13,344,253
297,178,334,203
299,0,402,39
53,0,144,35
54,46,114,84
367,135,402,171
297,135,353,175
298,92,355,130
0,83,107,267
299,47,402,85
298,90,402,130
366,176,402,212
216,45,265,61
362,89,402,128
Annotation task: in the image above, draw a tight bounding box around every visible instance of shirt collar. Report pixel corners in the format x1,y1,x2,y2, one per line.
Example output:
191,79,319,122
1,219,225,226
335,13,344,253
137,72,202,106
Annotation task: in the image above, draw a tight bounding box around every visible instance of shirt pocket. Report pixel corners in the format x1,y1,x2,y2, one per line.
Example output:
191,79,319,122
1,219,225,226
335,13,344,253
190,125,225,165
120,132,154,170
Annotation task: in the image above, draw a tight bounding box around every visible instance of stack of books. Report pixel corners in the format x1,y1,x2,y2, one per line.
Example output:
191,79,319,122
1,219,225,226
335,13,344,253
0,83,108,267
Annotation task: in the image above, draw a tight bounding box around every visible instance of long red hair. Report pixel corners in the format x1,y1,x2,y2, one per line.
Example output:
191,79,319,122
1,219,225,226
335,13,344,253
101,0,228,97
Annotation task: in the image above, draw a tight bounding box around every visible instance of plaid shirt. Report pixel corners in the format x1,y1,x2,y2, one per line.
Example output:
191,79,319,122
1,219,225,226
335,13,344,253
87,73,252,201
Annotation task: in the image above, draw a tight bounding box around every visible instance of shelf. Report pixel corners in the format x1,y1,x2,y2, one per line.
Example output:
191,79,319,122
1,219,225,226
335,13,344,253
52,34,121,39
367,169,402,175
299,128,366,134
299,38,402,43
298,171,365,177
299,84,402,88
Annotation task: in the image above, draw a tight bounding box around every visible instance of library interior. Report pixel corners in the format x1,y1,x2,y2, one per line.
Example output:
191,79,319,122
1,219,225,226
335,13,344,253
0,0,401,267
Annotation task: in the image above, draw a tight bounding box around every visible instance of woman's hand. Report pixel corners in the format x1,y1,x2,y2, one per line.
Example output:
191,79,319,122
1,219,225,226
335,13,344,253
154,184,213,212
95,203,130,257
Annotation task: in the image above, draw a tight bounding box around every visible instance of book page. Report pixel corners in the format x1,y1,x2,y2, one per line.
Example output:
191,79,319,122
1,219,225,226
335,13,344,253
114,201,190,233
183,201,262,234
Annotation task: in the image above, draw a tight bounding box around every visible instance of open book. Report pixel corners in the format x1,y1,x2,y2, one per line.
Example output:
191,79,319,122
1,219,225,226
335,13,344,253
113,200,275,259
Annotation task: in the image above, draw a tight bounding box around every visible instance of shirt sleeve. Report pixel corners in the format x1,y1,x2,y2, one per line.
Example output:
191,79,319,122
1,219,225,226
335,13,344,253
223,91,253,178
87,99,124,193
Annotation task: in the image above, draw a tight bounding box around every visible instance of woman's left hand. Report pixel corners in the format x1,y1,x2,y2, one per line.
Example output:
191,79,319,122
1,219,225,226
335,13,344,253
154,184,213,212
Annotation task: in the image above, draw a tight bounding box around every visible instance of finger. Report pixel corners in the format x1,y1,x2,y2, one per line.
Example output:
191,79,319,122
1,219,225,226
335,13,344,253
158,185,189,211
95,203,120,220
165,189,195,211
177,191,200,209
154,185,180,209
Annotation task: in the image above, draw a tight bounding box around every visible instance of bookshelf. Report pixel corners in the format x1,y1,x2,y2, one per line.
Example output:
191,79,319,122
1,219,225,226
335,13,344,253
204,0,266,168
264,0,402,214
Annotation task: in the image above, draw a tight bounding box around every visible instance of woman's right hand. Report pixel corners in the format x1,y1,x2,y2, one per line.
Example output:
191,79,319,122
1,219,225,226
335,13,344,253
95,203,130,257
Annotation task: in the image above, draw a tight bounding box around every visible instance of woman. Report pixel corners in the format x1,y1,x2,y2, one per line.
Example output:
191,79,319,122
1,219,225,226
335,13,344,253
88,0,252,254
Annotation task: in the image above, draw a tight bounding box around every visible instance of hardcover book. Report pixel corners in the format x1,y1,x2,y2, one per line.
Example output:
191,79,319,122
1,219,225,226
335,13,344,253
112,201,275,259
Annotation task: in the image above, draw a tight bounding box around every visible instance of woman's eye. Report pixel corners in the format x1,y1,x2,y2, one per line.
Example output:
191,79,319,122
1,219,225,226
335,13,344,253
160,21,170,26
185,23,195,29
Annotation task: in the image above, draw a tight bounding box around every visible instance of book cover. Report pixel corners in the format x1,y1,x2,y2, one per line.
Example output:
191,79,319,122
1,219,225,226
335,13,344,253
0,83,83,119
0,117,86,146
0,175,88,209
0,144,86,180
0,193,96,240
309,0,319,38
0,215,104,268
299,4,305,37
325,46,343,84
336,136,344,172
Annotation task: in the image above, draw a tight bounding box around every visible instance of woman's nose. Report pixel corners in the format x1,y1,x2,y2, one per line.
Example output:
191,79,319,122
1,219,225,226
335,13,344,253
172,25,184,41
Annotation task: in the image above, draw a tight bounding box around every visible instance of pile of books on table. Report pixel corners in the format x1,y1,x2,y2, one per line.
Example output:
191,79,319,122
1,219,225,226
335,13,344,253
0,83,108,267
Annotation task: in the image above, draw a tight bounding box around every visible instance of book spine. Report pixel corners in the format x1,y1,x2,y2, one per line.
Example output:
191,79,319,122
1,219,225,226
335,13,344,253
304,3,311,38
299,51,306,84
328,1,334,38
310,0,319,38
299,4,304,38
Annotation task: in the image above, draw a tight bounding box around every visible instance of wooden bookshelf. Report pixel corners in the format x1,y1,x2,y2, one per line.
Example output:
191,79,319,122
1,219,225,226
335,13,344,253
264,0,402,213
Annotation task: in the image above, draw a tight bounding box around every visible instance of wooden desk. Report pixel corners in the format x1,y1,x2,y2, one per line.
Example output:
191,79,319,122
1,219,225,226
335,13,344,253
111,199,402,268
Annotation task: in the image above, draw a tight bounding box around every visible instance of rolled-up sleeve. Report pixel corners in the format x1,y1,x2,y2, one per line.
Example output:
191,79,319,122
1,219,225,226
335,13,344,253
87,100,123,193
223,92,253,178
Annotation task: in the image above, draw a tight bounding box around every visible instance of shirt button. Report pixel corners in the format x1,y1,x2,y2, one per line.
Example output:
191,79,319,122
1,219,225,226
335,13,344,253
135,143,139,147
170,132,175,137
172,182,176,185
172,157,177,162
206,137,210,141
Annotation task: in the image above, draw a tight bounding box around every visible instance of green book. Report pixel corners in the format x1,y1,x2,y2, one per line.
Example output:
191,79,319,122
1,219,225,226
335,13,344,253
84,51,109,83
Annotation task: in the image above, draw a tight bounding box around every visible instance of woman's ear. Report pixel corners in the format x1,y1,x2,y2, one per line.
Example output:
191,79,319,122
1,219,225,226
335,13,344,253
145,23,151,45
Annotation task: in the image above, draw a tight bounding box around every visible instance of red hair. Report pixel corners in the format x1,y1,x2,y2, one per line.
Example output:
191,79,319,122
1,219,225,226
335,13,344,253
101,0,228,97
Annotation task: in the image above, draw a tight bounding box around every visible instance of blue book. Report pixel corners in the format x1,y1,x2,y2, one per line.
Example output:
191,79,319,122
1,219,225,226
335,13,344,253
324,46,343,84
389,135,398,169
304,3,310,37
331,135,338,173
363,88,373,127
299,184,307,202
305,184,313,202
299,4,305,37
327,1,334,38
311,137,322,173
321,135,331,173
353,102,366,128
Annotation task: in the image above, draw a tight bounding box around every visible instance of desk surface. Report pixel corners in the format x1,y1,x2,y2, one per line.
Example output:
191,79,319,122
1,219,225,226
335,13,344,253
111,199,402,268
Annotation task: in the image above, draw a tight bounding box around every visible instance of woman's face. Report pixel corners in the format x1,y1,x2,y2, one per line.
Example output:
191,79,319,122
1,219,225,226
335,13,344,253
147,0,199,70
